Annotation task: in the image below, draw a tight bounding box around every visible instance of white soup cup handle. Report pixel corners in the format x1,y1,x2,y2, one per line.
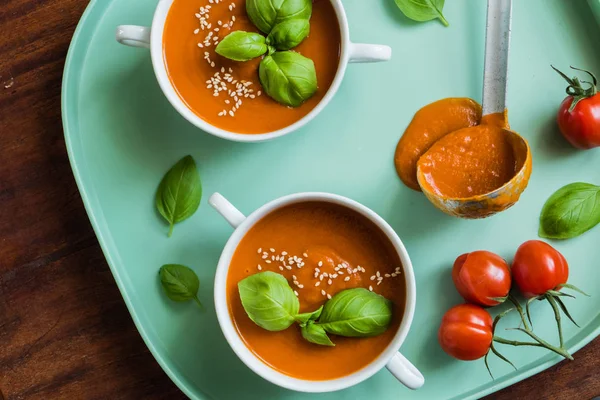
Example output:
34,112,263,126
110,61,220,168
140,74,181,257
116,25,151,49
209,193,247,228
348,43,392,63
386,352,425,390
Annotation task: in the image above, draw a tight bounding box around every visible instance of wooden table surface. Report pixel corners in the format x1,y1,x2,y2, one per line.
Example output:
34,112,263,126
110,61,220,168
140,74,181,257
1,0,599,399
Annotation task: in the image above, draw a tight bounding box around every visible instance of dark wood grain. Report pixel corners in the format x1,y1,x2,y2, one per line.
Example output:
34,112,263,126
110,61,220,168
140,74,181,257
0,0,598,399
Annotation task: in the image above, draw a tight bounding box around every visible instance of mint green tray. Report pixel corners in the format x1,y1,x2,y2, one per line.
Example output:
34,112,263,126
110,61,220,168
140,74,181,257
62,0,600,399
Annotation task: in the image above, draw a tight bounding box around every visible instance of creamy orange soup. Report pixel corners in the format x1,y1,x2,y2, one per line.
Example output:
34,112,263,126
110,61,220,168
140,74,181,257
163,0,341,134
226,202,406,380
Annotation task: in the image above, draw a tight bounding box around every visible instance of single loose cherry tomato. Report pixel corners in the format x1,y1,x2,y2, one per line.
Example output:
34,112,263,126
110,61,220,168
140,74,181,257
452,251,511,307
512,240,569,298
553,66,600,149
438,304,493,361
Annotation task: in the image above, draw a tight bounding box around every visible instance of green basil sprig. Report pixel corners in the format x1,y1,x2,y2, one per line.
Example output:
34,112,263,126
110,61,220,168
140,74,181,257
539,182,600,240
301,321,335,346
246,0,312,34
238,271,300,331
237,272,393,346
159,264,203,308
317,288,393,337
259,51,317,107
266,18,310,51
215,31,268,62
156,156,202,237
216,0,316,107
394,0,449,27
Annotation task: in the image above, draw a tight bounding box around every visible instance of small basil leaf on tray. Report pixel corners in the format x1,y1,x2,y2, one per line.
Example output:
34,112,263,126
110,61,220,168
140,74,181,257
295,305,323,326
238,271,300,331
267,18,310,51
215,31,268,62
539,182,600,240
159,264,203,308
259,51,317,107
394,0,449,27
156,155,202,237
246,0,312,34
301,321,335,346
317,288,393,337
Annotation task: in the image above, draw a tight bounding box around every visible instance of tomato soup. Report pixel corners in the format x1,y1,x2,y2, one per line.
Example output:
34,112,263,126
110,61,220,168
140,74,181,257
394,98,482,191
417,112,518,198
226,202,406,380
163,0,341,134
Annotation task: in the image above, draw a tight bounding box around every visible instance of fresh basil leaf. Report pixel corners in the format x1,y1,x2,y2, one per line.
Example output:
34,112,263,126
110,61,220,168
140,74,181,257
317,288,393,337
159,264,202,308
259,51,317,107
539,182,600,239
156,155,202,237
301,321,335,346
295,305,323,326
215,31,268,62
267,19,310,51
394,0,449,27
246,0,312,34
238,271,300,331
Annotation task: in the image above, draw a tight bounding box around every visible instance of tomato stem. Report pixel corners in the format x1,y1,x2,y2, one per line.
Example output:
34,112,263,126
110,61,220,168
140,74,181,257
551,65,598,112
546,295,564,348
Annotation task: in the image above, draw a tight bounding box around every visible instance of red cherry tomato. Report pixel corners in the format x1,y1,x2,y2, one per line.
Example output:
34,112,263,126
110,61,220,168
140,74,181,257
452,251,511,307
438,304,493,361
553,66,600,149
512,240,569,298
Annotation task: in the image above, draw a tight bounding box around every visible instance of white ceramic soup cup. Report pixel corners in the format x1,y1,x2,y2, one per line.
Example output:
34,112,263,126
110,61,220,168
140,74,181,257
115,0,391,142
209,192,424,392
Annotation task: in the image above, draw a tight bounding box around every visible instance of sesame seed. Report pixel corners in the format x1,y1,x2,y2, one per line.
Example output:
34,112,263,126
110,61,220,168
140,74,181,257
369,286,373,291
270,248,275,252
319,275,324,281
286,265,292,270
292,275,297,280
232,16,236,21
194,28,200,34
376,271,381,278
323,272,328,277
377,280,383,285
294,290,299,296
314,272,318,278
328,279,332,285
279,266,284,271
370,275,376,281
321,290,326,296
282,251,288,256
303,253,308,257
318,261,323,267
293,280,299,286
391,273,397,277
229,110,234,116
327,294,332,300
257,248,262,254
385,274,391,278
257,265,262,271
298,284,304,289
332,274,338,279
344,276,351,282
315,281,320,286
265,260,271,264
218,20,222,25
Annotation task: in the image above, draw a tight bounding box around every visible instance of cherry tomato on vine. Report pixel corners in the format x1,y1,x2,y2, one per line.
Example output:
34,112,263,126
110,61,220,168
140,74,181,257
552,65,600,149
438,304,493,361
452,251,511,307
512,240,569,298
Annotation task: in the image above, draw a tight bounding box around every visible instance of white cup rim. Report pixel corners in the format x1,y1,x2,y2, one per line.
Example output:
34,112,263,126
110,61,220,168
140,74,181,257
148,0,353,142
212,192,417,392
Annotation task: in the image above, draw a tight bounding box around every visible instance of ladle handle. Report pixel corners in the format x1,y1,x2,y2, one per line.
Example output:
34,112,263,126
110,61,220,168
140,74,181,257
482,0,512,116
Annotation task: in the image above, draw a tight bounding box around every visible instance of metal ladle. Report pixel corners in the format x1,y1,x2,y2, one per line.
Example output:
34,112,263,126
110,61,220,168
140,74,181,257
416,0,532,219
